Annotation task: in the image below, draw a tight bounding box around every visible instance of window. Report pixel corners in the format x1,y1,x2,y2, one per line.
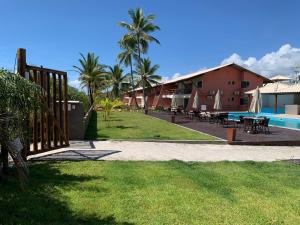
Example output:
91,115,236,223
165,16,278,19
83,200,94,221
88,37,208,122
241,81,250,88
197,80,203,88
231,97,234,102
240,97,249,105
232,81,235,85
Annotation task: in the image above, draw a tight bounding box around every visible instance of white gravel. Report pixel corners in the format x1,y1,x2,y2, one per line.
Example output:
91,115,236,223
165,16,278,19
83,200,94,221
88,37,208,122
29,140,300,162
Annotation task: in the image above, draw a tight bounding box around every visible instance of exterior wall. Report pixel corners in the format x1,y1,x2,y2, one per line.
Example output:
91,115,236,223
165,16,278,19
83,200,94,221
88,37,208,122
123,65,268,111
68,102,93,140
185,66,265,111
262,93,300,113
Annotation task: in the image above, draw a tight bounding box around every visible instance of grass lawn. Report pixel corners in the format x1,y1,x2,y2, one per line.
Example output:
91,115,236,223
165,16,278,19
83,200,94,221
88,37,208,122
0,161,299,225
85,111,216,140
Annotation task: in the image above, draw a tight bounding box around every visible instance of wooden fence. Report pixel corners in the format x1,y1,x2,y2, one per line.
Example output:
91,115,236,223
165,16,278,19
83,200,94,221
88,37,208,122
17,48,69,157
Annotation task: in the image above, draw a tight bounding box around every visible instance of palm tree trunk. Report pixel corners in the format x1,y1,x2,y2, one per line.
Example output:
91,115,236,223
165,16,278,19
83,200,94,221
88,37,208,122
137,35,147,113
88,83,93,106
130,59,139,108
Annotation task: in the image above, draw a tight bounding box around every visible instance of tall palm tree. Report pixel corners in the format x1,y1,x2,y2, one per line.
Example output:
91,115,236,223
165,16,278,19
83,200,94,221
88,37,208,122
119,8,160,112
106,64,129,98
136,58,161,112
73,53,106,105
118,37,138,106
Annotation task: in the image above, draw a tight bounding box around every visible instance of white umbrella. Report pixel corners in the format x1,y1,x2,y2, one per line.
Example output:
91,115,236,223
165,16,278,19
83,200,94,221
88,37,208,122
171,94,177,108
249,86,262,113
192,91,199,110
213,89,222,110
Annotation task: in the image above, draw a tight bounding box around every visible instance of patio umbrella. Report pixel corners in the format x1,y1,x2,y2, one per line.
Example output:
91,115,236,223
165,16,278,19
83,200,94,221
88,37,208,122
213,89,222,110
171,94,177,108
192,91,199,110
249,86,262,113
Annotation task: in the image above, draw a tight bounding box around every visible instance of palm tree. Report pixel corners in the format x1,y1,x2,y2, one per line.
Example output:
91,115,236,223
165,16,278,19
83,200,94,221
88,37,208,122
119,8,160,112
118,37,139,107
106,64,129,98
73,53,106,105
136,58,161,112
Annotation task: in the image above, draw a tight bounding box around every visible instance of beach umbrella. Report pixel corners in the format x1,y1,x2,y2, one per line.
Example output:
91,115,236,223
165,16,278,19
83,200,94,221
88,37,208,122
249,86,262,113
213,89,222,110
171,94,177,108
192,91,199,110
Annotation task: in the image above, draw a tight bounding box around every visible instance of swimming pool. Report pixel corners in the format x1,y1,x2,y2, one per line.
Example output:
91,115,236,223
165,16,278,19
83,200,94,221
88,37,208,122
229,112,300,130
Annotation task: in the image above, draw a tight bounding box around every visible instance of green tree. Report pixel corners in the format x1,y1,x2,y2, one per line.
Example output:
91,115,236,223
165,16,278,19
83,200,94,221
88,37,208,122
136,58,161,111
68,86,90,113
0,69,41,187
106,64,129,98
118,37,139,106
73,53,106,105
119,8,160,112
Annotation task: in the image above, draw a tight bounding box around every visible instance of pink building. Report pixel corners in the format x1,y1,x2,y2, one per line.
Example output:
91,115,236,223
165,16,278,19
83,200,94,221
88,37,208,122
123,63,271,111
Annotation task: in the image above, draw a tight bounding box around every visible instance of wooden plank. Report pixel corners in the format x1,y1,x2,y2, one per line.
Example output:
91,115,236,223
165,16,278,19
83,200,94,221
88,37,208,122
46,72,51,150
17,48,26,77
17,48,30,159
63,74,69,146
40,69,45,151
52,73,58,147
32,70,38,152
26,65,67,76
58,74,63,146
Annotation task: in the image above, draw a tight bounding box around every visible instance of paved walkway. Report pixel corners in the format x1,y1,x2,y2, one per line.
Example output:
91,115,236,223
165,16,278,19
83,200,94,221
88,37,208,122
28,140,300,162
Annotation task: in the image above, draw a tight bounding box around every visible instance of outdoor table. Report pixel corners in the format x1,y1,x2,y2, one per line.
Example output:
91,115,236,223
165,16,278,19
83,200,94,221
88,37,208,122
243,117,265,133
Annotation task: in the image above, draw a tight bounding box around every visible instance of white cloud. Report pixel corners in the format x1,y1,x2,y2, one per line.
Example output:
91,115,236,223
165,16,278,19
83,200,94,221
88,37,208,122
171,72,181,79
221,44,300,77
69,79,82,90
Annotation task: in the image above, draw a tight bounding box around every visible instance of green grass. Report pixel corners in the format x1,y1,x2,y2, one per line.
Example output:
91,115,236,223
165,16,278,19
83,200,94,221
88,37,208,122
0,161,299,225
85,111,216,140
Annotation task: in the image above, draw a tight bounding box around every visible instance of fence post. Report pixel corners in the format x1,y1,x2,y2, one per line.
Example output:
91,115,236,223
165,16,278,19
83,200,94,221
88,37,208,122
17,48,30,160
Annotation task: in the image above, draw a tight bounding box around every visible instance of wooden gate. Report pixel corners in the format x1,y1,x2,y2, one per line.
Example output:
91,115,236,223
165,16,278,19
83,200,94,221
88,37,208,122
17,48,69,156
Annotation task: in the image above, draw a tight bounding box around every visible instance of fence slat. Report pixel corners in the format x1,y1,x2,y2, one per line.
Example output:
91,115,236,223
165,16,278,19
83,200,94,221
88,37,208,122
63,74,69,146
32,70,38,152
46,72,51,150
58,74,63,146
40,70,45,151
52,73,58,147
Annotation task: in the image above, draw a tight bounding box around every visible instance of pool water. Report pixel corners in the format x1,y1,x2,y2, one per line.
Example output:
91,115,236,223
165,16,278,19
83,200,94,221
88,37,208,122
229,112,300,130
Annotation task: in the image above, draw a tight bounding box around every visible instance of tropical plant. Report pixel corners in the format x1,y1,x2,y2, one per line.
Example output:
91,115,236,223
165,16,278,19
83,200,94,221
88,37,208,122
0,69,42,188
96,98,123,127
73,53,106,105
136,58,161,111
119,8,160,112
106,64,129,98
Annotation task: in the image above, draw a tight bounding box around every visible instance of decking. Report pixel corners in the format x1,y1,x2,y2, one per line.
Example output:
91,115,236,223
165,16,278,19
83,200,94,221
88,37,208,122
149,111,300,145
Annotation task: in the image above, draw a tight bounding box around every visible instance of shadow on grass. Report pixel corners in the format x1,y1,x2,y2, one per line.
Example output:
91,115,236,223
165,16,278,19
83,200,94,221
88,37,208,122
0,162,134,225
84,111,98,140
115,125,137,129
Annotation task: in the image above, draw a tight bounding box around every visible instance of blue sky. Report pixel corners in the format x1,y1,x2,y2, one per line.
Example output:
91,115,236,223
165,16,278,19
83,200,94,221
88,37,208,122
1,0,300,88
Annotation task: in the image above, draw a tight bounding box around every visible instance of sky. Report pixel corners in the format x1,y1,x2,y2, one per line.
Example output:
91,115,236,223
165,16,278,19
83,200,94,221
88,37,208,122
1,0,300,89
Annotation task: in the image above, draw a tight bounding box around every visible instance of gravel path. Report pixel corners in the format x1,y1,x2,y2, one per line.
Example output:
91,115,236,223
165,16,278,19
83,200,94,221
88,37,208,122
28,140,300,162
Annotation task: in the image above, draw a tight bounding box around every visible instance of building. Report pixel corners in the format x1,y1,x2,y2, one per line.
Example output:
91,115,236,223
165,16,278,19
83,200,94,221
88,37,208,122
123,63,271,111
246,83,300,114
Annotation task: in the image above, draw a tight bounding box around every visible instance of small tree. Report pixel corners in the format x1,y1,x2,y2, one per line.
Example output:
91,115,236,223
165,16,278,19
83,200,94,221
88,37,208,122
95,98,123,127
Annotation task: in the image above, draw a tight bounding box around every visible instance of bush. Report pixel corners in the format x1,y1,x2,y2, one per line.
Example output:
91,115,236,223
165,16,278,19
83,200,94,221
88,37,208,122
68,86,90,113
